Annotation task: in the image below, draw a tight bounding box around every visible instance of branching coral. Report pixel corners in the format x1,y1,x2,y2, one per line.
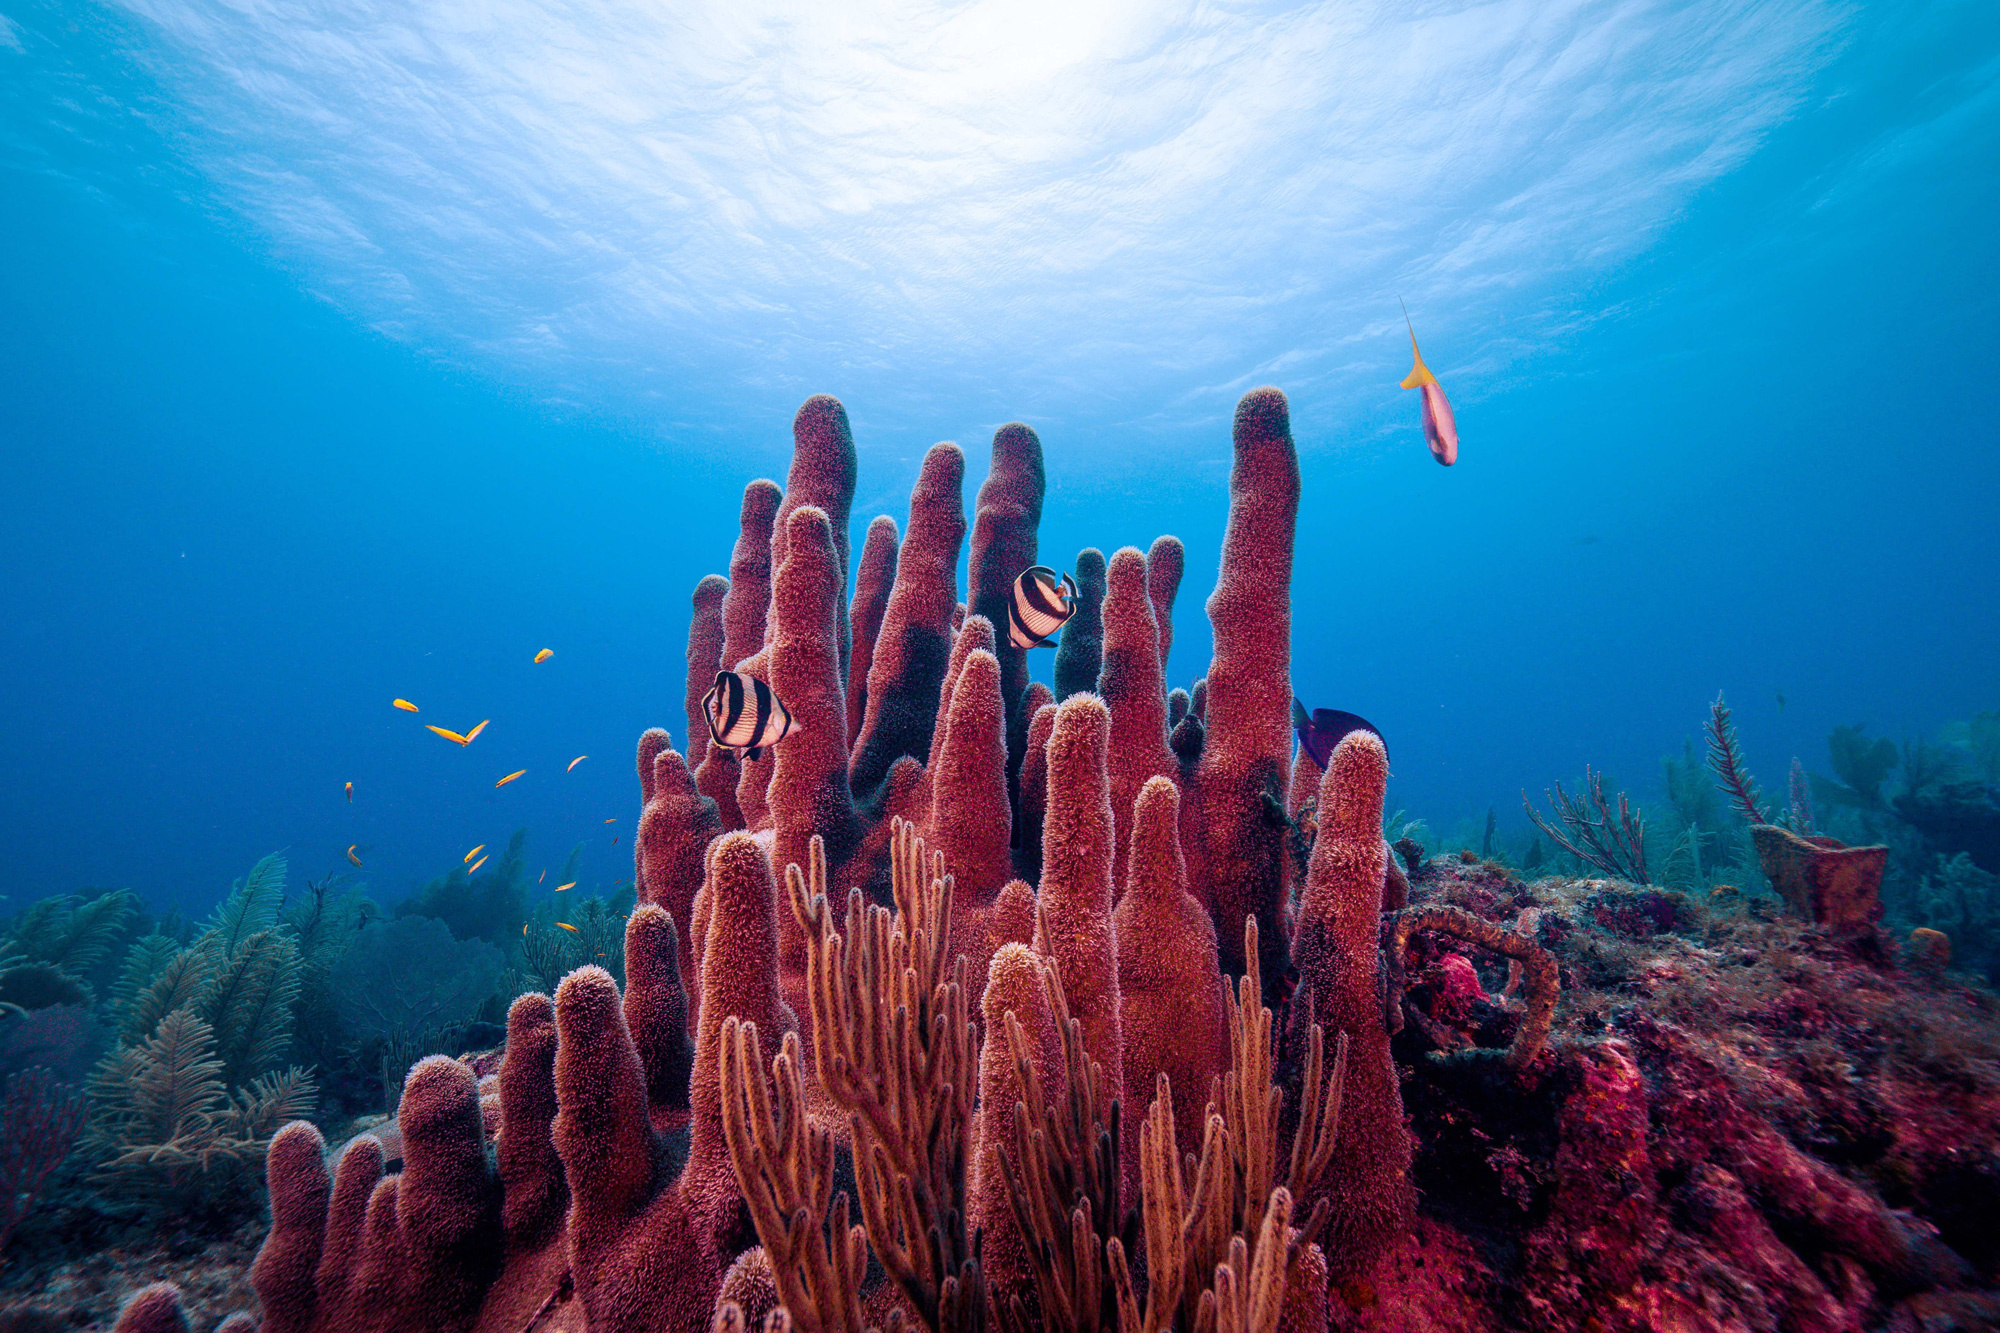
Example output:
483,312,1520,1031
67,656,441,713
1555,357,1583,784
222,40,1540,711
0,1065,86,1257
1522,768,1650,884
1704,692,1768,826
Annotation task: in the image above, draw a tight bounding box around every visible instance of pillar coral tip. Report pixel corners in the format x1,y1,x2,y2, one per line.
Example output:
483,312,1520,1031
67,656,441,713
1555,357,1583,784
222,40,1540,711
850,441,967,808
969,942,1064,1299
1098,545,1178,886
967,422,1046,791
249,1121,329,1333
685,574,729,771
846,516,900,749
1052,546,1107,702
696,479,780,830
311,1134,384,1328
640,744,721,995
1292,729,1414,1273
394,1055,503,1330
769,394,858,682
1190,386,1300,996
496,992,567,1249
1033,693,1123,1113
623,904,694,1116
925,645,1013,909
1015,700,1058,885
112,1284,190,1333
1146,533,1184,671
925,614,998,784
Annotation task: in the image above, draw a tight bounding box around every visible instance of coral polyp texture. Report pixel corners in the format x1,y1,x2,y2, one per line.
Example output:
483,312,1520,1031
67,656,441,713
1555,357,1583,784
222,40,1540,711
102,388,2000,1333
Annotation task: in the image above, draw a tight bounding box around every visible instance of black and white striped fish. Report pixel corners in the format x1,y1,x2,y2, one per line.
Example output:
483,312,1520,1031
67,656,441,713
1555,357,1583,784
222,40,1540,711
1007,565,1078,650
702,671,796,760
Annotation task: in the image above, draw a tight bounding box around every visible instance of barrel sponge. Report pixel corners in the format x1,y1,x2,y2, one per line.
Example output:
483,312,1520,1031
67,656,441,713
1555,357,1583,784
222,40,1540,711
771,395,858,679
1098,546,1178,885
495,992,567,1249
1113,777,1227,1165
1292,730,1413,1271
969,943,1064,1298
395,1056,502,1330
1146,534,1184,670
1052,546,1108,702
1191,387,1300,987
968,422,1046,782
847,515,900,749
641,746,720,991
250,1120,329,1333
850,441,967,803
926,647,1013,907
111,1284,190,1333
1034,693,1122,1099
623,904,694,1115
685,575,729,771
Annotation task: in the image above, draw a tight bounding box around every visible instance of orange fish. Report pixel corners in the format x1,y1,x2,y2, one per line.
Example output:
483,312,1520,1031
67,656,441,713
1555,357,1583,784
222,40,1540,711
534,648,554,664
539,869,547,883
346,845,363,867
344,782,353,803
468,855,489,875
557,922,578,933
427,725,470,745
496,770,526,788
1399,300,1459,467
523,923,529,937
567,755,587,773
393,699,419,713
555,881,577,892
465,720,490,745
465,844,485,863
604,818,616,824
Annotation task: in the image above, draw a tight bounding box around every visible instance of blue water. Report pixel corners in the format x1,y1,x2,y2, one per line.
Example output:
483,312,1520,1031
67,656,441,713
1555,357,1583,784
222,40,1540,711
3,0,1996,916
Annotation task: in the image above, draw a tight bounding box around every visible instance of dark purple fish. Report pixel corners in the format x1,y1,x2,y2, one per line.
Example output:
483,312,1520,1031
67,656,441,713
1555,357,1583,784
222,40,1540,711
1291,699,1386,769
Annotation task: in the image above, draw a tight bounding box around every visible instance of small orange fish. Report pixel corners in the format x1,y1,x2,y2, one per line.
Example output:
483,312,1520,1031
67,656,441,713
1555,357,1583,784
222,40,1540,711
567,755,587,773
465,720,490,745
539,869,546,883
346,845,363,867
523,923,529,937
555,881,576,892
465,844,485,863
427,725,470,745
534,649,554,664
496,770,526,788
393,699,420,713
345,782,353,803
468,855,489,875
604,818,616,824
557,922,578,933
1399,300,1459,467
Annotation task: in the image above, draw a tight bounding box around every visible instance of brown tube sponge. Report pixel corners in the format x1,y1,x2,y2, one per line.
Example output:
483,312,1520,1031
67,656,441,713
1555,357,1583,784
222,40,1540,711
1052,547,1107,702
1097,546,1178,885
394,1056,502,1331
311,1133,383,1329
1015,700,1058,885
850,442,967,804
768,506,864,930
924,647,1013,907
1291,730,1413,1272
968,943,1063,1299
685,574,729,771
847,515,899,749
249,1121,329,1333
623,904,694,1114
967,423,1047,788
496,993,567,1251
1147,534,1184,672
639,745,720,996
111,1284,189,1333
769,395,858,681
1033,694,1123,1101
1191,387,1301,990
1113,776,1227,1171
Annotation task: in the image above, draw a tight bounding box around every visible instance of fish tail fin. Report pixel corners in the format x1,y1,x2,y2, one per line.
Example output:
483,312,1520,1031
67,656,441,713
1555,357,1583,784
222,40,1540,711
1400,361,1435,391
1292,697,1310,730
746,745,762,762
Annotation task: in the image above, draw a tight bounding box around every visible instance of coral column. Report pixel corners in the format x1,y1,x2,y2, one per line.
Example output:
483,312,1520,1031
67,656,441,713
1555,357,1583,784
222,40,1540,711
967,423,1046,794
846,515,899,749
1097,546,1178,883
685,574,729,771
768,395,858,681
1292,730,1413,1274
924,646,1013,908
1034,694,1123,1108
696,480,781,829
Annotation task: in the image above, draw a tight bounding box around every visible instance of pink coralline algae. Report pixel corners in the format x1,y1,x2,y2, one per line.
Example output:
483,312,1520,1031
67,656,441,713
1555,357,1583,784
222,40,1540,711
114,385,2000,1333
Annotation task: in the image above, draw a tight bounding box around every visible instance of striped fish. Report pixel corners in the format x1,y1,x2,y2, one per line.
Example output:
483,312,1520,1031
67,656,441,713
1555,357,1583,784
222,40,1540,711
1007,565,1079,650
702,670,796,760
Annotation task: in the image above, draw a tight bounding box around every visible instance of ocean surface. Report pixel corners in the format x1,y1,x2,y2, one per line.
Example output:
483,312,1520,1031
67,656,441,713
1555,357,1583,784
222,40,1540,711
3,0,1996,918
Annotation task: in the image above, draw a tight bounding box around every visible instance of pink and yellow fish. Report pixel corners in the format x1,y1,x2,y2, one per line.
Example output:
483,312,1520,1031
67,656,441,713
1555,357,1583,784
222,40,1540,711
1400,304,1458,467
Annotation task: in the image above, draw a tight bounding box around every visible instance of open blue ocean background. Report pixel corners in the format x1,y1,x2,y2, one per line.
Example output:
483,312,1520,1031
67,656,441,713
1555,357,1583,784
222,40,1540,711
2,0,1995,918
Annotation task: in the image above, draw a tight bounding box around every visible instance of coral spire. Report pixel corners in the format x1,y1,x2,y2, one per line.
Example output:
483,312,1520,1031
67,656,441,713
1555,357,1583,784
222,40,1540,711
394,1056,501,1329
696,479,781,829
768,505,864,928
770,395,859,681
623,904,694,1114
1015,699,1058,885
1191,387,1301,990
1052,547,1108,702
1033,694,1123,1107
1292,730,1413,1272
850,442,967,803
1098,546,1178,883
684,574,729,771
925,646,1013,906
1147,534,1184,672
496,992,567,1250
967,422,1047,791
639,744,721,989
250,1121,329,1333
310,1134,383,1328
111,1284,190,1333
846,515,900,749
729,644,775,831
969,943,1064,1297
1113,776,1227,1172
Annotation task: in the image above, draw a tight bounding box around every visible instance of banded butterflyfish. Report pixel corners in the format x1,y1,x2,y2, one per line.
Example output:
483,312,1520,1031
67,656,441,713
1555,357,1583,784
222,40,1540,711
1007,565,1079,650
703,670,796,760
